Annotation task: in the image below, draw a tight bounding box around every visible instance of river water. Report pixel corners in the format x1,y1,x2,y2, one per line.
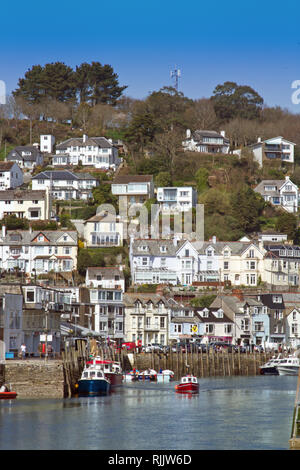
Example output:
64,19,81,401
0,375,297,450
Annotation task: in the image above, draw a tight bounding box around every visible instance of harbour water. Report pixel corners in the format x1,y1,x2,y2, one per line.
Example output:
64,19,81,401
0,375,297,450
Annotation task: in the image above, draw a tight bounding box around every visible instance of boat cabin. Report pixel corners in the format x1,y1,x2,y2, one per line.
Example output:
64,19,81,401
181,375,198,384
81,368,106,380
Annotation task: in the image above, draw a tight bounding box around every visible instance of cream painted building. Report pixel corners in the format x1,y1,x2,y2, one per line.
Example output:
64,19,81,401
83,211,124,247
123,293,169,345
0,189,51,221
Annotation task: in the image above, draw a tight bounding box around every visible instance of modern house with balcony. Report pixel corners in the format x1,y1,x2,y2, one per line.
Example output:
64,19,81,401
156,186,197,212
123,293,169,346
248,136,295,167
254,176,298,213
83,211,124,247
111,175,154,208
182,129,230,154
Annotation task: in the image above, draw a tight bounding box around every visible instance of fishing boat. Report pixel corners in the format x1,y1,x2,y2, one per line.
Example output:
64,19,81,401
137,369,157,381
277,355,300,376
175,375,199,394
77,363,110,396
86,357,123,387
259,354,283,375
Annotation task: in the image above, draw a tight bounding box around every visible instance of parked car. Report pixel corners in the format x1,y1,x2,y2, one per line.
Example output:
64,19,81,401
209,342,237,353
143,343,163,353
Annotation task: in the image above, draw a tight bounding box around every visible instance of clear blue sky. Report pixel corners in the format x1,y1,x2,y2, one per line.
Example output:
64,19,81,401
1,0,300,111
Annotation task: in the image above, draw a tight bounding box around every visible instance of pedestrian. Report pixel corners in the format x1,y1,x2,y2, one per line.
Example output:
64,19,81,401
38,342,42,358
47,344,53,358
20,343,26,359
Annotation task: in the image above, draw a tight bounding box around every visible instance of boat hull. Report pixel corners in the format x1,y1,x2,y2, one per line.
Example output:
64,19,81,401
259,366,279,375
105,373,123,387
175,383,199,394
0,392,17,399
277,366,299,376
78,379,110,396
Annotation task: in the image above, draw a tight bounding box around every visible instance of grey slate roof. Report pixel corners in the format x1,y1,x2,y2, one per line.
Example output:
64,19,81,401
7,146,42,161
0,230,78,246
56,136,114,150
192,240,261,256
123,293,168,307
86,267,124,280
131,239,185,257
0,189,46,201
32,170,96,181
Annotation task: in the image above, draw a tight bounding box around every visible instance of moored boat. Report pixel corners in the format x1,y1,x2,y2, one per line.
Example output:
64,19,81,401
0,391,17,399
259,355,283,375
77,363,110,396
175,375,199,394
86,357,123,387
277,355,300,376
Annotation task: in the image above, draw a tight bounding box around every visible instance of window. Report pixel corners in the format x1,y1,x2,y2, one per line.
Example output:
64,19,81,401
206,324,214,334
142,257,148,266
161,257,166,267
174,324,182,333
26,290,35,302
224,261,229,270
160,317,165,328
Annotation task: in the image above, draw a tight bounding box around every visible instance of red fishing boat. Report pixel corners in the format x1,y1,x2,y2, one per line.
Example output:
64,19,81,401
175,375,199,394
0,391,17,399
86,357,123,387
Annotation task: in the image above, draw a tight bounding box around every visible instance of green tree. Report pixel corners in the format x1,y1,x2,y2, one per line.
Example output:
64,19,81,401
275,212,298,240
155,171,172,187
230,186,265,233
211,81,264,122
195,168,209,193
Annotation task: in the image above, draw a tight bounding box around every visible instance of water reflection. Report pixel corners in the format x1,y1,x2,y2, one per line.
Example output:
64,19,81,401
0,376,297,450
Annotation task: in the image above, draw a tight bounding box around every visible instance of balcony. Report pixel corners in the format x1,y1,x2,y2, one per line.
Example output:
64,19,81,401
144,325,160,331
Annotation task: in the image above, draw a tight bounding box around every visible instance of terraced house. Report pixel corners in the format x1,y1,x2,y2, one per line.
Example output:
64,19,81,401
0,189,51,220
0,228,78,274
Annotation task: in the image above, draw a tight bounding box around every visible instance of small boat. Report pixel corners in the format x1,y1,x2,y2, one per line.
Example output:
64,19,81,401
259,355,283,375
157,370,175,383
277,355,300,376
137,369,157,381
86,357,123,387
0,391,17,399
175,375,199,394
77,364,110,396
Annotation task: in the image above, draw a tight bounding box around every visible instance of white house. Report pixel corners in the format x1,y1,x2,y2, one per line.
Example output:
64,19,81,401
85,266,125,292
183,129,230,154
0,189,51,220
40,135,55,153
254,176,298,213
54,135,121,170
32,170,99,200
83,211,124,247
111,175,155,208
248,136,295,167
285,308,300,349
130,238,199,286
6,146,44,170
0,228,78,274
156,186,197,212
0,161,23,190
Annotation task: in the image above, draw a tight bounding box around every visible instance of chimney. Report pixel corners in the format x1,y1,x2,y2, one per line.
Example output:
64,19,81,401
212,235,217,244
232,289,244,301
2,225,6,238
83,134,88,143
186,129,191,139
173,237,178,247
220,130,225,138
285,175,290,181
257,137,261,143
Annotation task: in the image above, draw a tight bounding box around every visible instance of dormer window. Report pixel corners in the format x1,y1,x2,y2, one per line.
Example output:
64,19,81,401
224,250,229,257
38,235,44,242
207,249,213,257
216,309,224,318
272,295,282,303
96,275,102,281
139,245,148,252
160,245,167,253
202,308,209,318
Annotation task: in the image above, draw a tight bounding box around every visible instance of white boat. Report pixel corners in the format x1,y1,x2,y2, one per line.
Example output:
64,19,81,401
277,355,300,376
259,354,283,375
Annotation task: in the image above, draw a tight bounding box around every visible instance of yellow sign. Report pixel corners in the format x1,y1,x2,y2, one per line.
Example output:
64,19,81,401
192,325,198,333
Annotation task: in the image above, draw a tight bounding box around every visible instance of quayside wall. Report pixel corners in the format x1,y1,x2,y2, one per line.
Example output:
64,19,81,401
1,350,274,398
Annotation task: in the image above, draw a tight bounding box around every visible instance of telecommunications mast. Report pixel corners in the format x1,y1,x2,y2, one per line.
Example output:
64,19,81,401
170,66,181,91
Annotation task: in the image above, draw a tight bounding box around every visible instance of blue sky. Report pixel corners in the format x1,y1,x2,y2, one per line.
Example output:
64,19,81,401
1,0,300,111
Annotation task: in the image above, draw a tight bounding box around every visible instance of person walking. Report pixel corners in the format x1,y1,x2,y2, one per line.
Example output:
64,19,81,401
20,343,26,359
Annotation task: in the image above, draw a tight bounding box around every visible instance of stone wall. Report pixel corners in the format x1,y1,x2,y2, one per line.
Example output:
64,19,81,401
4,360,66,398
